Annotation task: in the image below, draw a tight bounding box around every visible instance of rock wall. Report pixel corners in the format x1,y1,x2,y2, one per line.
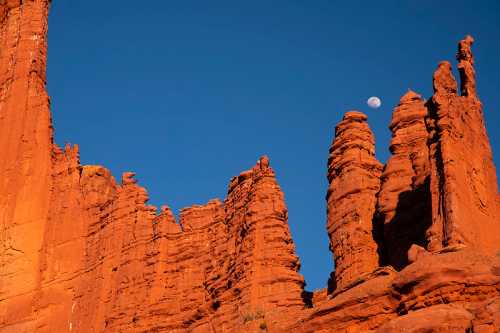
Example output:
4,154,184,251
0,1,54,330
0,3,305,332
0,2,499,332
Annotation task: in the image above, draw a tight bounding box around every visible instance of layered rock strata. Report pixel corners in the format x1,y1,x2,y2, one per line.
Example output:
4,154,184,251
0,2,305,332
426,36,500,254
326,111,383,290
376,91,432,270
311,35,500,332
0,2,499,332
0,1,54,330
285,248,500,333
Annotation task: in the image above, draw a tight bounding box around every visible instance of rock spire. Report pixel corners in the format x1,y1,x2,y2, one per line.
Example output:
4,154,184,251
326,111,383,290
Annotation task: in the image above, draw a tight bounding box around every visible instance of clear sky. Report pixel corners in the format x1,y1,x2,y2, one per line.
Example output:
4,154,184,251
47,1,500,290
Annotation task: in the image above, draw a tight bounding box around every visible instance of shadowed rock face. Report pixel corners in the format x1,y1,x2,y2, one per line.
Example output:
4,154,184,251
0,3,499,332
376,91,432,270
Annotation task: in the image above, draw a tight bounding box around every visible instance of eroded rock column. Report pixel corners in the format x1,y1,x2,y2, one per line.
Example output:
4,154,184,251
215,156,305,330
0,1,54,330
426,36,500,254
327,111,383,290
376,91,432,270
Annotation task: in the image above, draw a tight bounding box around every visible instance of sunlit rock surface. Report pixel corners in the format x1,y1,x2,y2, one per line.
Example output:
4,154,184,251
0,2,498,332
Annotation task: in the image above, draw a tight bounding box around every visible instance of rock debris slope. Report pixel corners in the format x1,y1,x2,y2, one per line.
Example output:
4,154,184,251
0,2,499,332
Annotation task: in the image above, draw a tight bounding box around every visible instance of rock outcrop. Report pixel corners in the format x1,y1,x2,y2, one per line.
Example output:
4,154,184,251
0,2,305,332
0,2,499,332
326,111,383,290
426,36,500,254
309,34,500,332
376,91,432,270
287,249,500,333
0,1,54,330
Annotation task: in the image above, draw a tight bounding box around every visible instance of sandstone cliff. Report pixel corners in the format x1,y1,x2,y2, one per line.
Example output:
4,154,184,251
0,2,499,332
1,3,305,332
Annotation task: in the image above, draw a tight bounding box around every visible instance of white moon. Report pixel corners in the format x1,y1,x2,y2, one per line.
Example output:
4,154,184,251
367,96,382,109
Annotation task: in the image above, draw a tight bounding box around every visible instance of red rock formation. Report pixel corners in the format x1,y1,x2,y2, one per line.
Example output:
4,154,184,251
296,35,500,332
0,2,499,332
0,3,306,331
426,36,500,254
376,91,432,270
326,111,383,291
285,247,500,333
75,157,303,333
208,156,305,332
0,1,54,330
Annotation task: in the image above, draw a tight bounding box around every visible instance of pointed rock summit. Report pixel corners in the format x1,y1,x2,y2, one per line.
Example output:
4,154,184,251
426,35,500,253
457,35,477,97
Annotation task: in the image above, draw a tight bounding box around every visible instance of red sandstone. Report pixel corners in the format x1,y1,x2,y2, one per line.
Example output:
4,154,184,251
376,91,432,270
0,2,499,332
326,111,383,290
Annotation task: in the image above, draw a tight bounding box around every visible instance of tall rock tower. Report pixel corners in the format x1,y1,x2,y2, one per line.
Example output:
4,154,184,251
326,111,383,290
376,91,432,270
327,36,500,288
0,1,54,330
426,36,500,254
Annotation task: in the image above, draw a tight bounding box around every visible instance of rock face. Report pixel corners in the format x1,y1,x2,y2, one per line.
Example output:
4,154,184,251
426,36,500,254
0,3,499,332
0,3,304,332
326,111,383,290
376,91,432,270
313,35,500,332
0,1,54,330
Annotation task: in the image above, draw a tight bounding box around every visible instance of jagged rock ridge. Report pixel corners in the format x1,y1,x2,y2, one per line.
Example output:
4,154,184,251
0,2,499,332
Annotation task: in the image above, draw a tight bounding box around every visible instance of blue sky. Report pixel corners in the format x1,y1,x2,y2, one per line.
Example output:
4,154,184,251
47,1,500,290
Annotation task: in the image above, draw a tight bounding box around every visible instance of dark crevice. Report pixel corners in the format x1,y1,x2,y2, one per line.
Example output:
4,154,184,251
326,271,336,295
382,176,433,270
301,291,313,308
372,206,387,267
426,99,448,248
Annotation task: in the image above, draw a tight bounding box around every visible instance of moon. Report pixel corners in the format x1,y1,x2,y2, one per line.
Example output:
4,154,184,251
367,96,382,109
